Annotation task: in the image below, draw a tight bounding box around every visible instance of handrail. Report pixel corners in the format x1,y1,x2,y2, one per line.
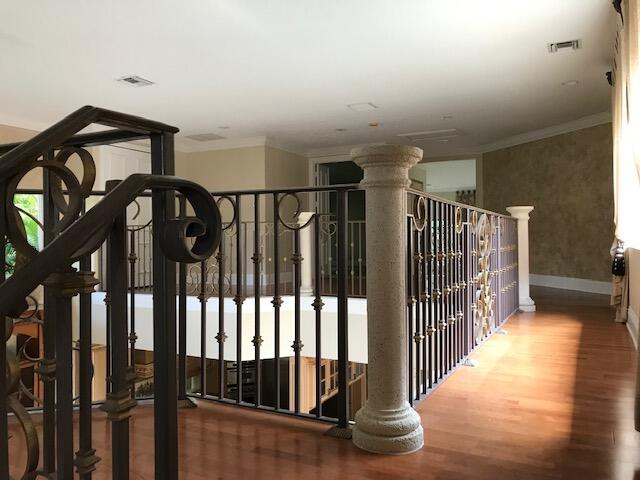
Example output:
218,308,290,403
0,174,220,317
0,106,178,182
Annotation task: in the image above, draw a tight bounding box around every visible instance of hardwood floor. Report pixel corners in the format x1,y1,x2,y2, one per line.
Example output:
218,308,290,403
9,286,640,479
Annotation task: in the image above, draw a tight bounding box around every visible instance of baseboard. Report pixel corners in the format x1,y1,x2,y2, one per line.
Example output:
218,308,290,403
628,307,639,350
529,274,611,295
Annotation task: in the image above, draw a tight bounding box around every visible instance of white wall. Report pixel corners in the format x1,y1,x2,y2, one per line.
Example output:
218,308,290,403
90,293,368,364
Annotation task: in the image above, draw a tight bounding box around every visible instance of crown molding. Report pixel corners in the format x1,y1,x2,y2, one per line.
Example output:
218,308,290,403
479,111,612,153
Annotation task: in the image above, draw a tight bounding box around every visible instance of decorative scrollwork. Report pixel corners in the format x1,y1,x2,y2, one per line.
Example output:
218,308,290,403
5,149,95,267
275,192,315,231
411,195,427,231
474,213,494,343
455,206,463,234
5,315,40,479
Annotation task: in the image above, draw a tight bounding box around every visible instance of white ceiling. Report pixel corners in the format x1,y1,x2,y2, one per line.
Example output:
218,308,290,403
0,1,615,156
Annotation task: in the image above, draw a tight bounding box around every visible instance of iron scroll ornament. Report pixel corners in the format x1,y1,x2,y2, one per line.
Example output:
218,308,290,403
0,174,223,319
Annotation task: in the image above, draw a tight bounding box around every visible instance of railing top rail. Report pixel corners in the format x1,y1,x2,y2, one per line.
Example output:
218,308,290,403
0,105,178,182
14,183,362,198
406,187,513,219
208,183,361,196
0,129,149,155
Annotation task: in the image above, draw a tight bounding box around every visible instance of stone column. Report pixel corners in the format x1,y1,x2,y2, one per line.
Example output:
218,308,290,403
297,212,314,295
351,145,424,454
506,206,536,312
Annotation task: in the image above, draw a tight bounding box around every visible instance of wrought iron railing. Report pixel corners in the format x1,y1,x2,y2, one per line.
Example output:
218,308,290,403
102,217,367,297
2,108,520,479
405,190,519,404
0,107,221,480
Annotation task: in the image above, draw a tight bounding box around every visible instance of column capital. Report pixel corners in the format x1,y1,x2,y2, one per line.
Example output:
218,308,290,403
352,145,423,189
506,205,534,220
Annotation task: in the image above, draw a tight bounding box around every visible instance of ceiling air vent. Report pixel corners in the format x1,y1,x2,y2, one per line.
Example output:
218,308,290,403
548,40,581,53
397,129,462,142
117,75,155,87
185,133,226,142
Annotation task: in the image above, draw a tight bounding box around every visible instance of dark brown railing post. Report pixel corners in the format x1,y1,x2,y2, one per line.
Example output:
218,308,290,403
335,188,350,430
0,183,7,479
150,132,179,480
41,153,58,475
101,200,136,480
177,195,195,408
76,202,101,479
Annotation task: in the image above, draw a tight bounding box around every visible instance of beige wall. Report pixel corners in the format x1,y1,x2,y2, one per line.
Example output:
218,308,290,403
176,146,267,192
483,124,614,282
0,123,42,189
630,249,640,316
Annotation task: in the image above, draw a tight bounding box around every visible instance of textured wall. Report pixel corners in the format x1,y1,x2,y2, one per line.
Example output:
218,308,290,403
483,124,613,282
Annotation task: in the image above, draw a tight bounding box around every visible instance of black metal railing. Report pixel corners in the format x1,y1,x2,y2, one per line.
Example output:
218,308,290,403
2,108,521,479
405,190,519,404
0,107,221,480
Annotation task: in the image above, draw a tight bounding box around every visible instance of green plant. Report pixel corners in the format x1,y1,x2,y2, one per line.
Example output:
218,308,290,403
4,194,40,275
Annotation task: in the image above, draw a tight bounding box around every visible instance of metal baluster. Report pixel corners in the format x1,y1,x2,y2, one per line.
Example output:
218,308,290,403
292,228,302,414
335,189,350,428
216,231,226,399
413,226,422,400
438,202,444,379
313,214,324,418
178,196,191,406
426,198,434,389
421,215,429,394
233,194,244,404
41,154,57,475
129,228,138,399
77,204,101,478
150,132,178,480
102,203,135,480
252,194,263,407
406,217,414,405
272,194,282,410
199,258,207,398
0,184,8,478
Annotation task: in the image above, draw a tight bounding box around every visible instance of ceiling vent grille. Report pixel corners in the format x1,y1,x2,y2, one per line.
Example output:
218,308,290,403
185,133,227,142
117,75,155,87
548,40,581,53
397,129,462,142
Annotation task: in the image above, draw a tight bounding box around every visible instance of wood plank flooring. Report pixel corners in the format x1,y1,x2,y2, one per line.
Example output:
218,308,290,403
9,286,640,479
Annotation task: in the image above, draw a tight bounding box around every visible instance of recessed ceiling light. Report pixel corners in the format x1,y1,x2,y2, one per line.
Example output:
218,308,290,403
347,102,378,112
335,128,347,132
562,80,580,87
368,122,379,127
116,75,155,87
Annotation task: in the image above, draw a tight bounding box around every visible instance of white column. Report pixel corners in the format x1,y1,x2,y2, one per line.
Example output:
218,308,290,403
352,145,424,454
506,206,536,312
297,211,314,295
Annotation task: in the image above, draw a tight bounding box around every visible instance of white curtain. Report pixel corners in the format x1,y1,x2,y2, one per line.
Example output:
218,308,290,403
613,0,640,250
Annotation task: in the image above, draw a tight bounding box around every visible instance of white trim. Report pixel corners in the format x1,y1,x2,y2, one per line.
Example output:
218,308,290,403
627,307,639,350
304,111,612,158
479,112,612,153
529,274,612,295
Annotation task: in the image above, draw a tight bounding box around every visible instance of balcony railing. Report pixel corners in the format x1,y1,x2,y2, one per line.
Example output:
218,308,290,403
2,108,521,478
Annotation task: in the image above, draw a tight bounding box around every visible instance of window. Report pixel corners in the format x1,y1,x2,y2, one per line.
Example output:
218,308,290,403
5,194,41,276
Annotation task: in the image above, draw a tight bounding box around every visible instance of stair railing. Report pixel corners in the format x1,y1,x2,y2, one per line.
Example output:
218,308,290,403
0,107,221,480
